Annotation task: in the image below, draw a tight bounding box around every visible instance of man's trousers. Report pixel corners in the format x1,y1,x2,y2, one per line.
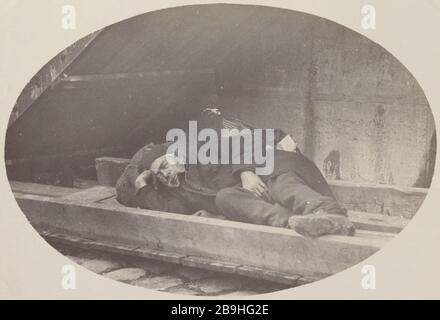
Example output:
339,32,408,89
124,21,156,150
215,170,346,227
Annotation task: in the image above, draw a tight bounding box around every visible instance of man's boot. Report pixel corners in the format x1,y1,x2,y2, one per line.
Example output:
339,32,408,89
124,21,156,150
288,209,355,237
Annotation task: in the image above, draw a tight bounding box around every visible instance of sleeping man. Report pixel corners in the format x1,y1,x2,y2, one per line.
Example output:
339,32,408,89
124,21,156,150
115,109,355,237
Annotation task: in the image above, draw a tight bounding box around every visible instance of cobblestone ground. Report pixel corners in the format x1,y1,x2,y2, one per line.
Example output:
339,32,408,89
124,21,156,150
56,244,291,296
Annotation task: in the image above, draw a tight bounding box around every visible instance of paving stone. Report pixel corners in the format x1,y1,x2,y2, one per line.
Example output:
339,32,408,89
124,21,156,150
223,290,259,296
246,281,288,294
104,268,147,281
134,275,184,291
189,277,241,294
75,250,109,261
135,259,174,275
55,250,291,295
174,266,217,280
81,258,121,274
165,286,201,296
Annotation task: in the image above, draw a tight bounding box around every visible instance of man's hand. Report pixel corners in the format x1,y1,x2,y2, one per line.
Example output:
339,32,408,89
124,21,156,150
240,171,272,202
150,155,167,175
135,170,153,193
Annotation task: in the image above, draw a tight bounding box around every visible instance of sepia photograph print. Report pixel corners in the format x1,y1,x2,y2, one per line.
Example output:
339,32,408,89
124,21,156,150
5,4,436,296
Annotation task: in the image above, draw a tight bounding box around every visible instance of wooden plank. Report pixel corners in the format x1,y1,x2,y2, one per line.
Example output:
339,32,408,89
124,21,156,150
59,186,115,203
15,189,388,280
10,181,78,197
352,230,396,242
62,69,215,83
73,179,100,189
347,211,408,233
329,180,427,219
95,157,428,218
98,196,407,234
6,146,125,166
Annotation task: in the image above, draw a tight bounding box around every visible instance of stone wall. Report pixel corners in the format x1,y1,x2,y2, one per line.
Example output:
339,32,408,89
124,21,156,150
214,11,435,188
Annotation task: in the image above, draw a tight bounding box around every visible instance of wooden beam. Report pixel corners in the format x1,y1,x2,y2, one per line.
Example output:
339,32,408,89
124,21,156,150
10,181,78,198
329,180,427,219
6,146,125,166
14,185,388,281
60,69,215,83
347,211,408,234
81,193,409,234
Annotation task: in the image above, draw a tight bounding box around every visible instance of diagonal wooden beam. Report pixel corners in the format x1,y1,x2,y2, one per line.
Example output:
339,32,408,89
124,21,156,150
8,30,102,128
60,69,215,83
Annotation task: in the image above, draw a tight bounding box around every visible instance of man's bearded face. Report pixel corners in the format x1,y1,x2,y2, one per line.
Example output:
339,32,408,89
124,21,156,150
151,154,185,188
